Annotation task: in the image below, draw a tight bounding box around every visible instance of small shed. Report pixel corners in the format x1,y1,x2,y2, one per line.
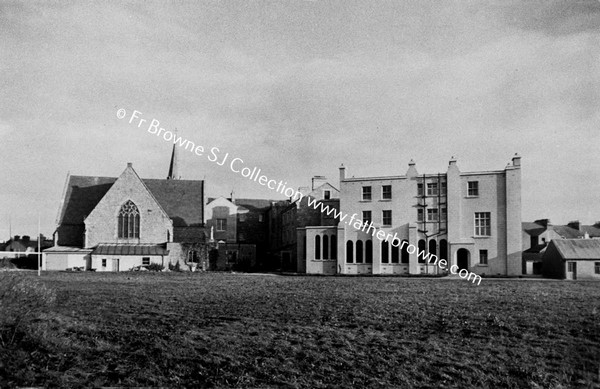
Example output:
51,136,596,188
542,239,600,280
43,246,93,270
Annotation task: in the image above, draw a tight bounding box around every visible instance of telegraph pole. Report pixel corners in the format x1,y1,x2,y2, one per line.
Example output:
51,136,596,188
37,213,41,276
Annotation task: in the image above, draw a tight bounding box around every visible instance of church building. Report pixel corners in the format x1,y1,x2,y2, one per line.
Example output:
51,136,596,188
44,146,207,271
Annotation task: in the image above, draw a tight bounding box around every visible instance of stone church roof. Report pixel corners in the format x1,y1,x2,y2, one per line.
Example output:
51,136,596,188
56,174,204,246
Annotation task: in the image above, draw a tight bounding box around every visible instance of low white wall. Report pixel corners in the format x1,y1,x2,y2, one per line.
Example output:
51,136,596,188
91,255,165,272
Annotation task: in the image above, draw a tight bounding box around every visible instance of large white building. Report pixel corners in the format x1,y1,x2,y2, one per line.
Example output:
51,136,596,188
300,155,522,276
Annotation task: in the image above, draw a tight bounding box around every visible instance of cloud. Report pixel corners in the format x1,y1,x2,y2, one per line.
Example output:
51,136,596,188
1,1,599,236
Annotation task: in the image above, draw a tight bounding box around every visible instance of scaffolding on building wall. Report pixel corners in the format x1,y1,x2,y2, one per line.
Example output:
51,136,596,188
416,173,448,274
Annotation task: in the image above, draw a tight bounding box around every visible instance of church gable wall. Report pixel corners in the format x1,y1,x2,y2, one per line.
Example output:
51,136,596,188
85,165,173,247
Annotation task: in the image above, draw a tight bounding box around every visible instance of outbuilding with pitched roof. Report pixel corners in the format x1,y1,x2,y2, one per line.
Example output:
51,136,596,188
542,239,600,280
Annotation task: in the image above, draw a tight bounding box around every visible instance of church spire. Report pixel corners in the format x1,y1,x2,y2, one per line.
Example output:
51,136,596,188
167,143,179,180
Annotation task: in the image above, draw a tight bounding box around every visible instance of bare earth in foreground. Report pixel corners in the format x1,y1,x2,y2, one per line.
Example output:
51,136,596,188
0,272,598,388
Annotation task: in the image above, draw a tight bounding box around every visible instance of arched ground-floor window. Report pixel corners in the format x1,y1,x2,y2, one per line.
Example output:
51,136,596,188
366,240,373,263
418,240,426,263
391,239,400,263
315,235,321,260
331,235,337,259
429,239,437,259
356,240,364,263
346,240,353,263
401,240,409,263
439,239,448,261
381,241,389,263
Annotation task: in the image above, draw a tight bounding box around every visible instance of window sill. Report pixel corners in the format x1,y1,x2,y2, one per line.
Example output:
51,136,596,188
477,264,489,267
379,199,392,202
465,196,479,199
359,200,372,202
473,236,491,239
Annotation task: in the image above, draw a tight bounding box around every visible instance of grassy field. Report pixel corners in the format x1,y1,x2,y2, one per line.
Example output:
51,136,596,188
0,272,598,388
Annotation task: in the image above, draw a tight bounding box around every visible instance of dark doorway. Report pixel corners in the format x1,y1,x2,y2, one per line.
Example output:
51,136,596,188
208,249,219,270
457,248,470,270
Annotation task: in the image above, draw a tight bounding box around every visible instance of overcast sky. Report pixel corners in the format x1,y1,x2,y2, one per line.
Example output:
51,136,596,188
1,0,599,238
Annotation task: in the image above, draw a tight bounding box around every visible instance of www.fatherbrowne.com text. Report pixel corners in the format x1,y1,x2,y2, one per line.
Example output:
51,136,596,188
118,108,482,285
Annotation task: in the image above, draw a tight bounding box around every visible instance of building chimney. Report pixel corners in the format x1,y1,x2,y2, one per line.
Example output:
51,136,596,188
230,190,235,204
449,156,457,166
406,159,418,177
512,153,521,167
127,162,133,168
339,164,346,184
22,235,30,243
535,219,549,228
568,220,581,231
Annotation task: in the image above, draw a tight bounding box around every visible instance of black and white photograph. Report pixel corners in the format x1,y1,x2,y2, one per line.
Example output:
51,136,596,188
0,1,599,387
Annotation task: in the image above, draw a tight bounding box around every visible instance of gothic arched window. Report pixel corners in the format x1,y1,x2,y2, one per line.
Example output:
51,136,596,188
118,200,140,239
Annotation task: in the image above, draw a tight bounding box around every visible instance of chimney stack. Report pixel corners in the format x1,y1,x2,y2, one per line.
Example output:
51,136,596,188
568,220,581,231
339,164,346,184
406,159,418,177
512,153,521,167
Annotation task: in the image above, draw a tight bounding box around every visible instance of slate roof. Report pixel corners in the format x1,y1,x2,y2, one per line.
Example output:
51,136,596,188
58,175,204,228
143,179,204,226
550,239,600,260
552,225,585,239
581,225,600,238
4,239,53,251
59,176,116,225
522,222,585,239
91,244,169,256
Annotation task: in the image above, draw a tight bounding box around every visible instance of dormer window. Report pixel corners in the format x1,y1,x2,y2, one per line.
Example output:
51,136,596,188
118,200,140,239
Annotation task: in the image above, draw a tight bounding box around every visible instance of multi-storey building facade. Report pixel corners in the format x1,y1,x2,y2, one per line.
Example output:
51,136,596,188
300,155,522,276
267,182,340,272
205,196,277,270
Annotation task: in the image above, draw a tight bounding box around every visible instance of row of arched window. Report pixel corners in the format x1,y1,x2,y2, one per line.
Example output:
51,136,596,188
345,238,448,264
417,239,448,263
314,234,337,260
